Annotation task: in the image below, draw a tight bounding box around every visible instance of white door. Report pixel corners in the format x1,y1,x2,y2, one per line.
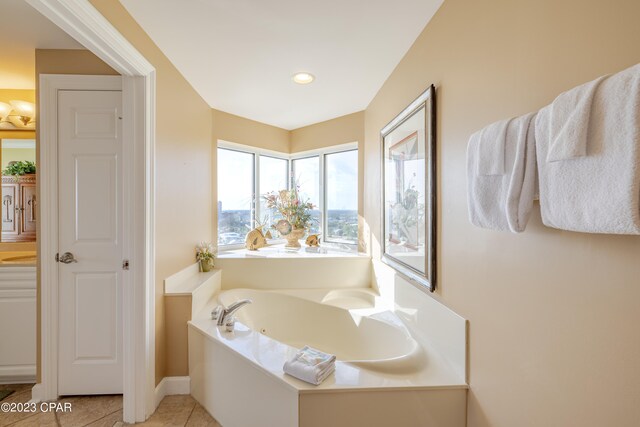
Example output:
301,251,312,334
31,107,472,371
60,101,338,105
57,89,124,395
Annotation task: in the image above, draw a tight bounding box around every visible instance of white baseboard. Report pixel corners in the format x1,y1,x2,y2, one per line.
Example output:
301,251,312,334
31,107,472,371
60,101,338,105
154,376,191,408
29,383,43,403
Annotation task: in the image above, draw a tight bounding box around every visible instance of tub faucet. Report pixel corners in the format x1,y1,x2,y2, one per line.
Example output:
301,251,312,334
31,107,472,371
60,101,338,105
212,299,252,326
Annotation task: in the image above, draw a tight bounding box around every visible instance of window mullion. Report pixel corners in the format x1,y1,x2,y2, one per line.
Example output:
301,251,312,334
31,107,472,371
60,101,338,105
319,153,326,237
254,153,259,226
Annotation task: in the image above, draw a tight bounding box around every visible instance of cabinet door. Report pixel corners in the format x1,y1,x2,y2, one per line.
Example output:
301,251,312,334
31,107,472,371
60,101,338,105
20,184,36,239
1,184,19,239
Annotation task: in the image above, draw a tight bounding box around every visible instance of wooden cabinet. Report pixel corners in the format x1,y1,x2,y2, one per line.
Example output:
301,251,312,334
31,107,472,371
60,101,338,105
1,175,36,242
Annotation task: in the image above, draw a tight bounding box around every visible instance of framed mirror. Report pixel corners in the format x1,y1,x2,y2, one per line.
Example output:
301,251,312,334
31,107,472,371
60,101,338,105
381,85,436,291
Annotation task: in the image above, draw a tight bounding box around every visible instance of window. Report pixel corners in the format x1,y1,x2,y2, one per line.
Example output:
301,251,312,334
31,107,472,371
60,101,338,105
291,156,320,234
259,155,289,237
217,148,254,245
217,141,358,248
325,150,358,243
291,145,359,246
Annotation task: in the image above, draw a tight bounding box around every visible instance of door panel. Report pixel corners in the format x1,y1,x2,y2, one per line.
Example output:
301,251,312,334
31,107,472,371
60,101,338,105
75,155,117,242
58,89,123,395
74,273,118,361
20,184,36,236
1,184,18,236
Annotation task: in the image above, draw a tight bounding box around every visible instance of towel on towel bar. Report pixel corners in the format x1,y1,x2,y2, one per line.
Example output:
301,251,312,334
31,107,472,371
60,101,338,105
536,63,640,234
476,119,510,175
283,346,336,385
547,75,608,162
467,112,538,232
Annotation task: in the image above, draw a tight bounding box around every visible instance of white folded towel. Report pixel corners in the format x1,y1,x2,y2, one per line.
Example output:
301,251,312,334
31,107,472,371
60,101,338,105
536,63,640,234
547,75,607,162
476,119,510,175
283,346,335,385
467,112,538,232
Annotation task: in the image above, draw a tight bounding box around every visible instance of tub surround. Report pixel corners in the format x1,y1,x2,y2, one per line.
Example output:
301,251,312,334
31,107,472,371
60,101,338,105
190,288,466,391
216,247,371,290
164,264,221,379
164,253,467,426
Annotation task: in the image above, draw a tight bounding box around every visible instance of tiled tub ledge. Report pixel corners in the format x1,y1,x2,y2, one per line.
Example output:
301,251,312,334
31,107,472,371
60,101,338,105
165,255,468,427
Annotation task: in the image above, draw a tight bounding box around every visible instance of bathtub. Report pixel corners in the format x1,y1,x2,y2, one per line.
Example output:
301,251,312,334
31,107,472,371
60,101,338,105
218,288,422,373
188,286,467,427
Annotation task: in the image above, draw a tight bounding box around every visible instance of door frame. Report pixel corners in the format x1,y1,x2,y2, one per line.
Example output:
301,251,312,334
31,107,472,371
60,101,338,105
27,0,156,423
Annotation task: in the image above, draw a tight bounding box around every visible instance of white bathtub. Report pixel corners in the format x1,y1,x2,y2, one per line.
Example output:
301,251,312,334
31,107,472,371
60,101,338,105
218,288,422,372
188,285,467,427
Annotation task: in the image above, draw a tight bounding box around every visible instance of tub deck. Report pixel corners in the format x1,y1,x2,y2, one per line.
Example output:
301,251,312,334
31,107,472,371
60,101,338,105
189,289,466,393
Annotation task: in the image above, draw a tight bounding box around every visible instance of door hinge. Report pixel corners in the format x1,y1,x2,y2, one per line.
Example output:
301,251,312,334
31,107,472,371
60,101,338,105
122,259,130,270
55,253,59,262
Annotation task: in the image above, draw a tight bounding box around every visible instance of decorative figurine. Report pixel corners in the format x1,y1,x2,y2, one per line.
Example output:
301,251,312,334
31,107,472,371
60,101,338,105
245,218,269,251
306,234,320,247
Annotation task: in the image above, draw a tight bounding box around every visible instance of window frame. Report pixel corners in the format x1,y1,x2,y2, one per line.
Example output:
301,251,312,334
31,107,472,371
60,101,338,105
322,148,359,245
291,142,358,248
218,140,289,249
217,140,358,250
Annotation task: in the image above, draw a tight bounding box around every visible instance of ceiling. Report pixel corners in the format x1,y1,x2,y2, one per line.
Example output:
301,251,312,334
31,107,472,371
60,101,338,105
0,0,82,89
120,0,444,130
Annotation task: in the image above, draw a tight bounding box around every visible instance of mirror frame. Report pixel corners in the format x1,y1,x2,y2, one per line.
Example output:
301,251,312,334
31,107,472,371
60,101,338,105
380,85,436,292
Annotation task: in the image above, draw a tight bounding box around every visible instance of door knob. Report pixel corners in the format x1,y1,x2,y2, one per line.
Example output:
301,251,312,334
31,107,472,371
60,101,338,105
57,252,78,264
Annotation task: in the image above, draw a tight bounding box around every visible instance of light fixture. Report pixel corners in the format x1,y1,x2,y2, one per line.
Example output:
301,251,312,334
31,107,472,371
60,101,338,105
0,100,36,130
0,102,14,130
292,72,315,85
0,102,12,121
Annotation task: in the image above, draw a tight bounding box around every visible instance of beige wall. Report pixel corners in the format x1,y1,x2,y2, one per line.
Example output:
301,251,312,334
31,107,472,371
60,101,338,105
363,0,640,426
35,49,119,76
290,111,364,153
2,147,36,171
213,109,290,152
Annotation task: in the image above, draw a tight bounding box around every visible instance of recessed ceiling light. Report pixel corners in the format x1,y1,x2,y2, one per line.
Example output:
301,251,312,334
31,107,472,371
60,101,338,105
292,72,315,85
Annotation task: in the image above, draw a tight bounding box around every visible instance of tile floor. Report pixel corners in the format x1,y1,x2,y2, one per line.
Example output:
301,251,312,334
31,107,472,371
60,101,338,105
0,384,221,427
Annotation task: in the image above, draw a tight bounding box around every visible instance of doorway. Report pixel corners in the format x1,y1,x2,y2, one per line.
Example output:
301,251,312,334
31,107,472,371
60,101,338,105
30,0,157,422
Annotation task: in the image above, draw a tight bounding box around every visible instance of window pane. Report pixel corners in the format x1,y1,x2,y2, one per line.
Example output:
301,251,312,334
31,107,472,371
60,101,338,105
217,148,254,245
259,155,288,237
292,156,320,234
326,150,358,243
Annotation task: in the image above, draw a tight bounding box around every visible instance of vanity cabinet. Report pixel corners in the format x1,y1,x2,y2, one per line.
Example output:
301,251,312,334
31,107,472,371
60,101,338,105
1,175,36,242
0,266,36,382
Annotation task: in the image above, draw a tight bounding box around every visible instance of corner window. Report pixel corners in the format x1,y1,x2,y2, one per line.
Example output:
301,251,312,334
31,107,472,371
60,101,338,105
325,150,358,244
291,156,320,235
217,148,254,246
217,141,358,248
259,155,289,237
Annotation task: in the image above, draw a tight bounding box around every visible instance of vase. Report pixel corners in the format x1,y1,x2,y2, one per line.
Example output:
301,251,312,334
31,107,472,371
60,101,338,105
284,228,305,250
199,258,213,272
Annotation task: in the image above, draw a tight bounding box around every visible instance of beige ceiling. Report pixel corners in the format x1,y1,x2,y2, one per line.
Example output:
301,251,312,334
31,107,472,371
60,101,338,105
120,0,444,129
0,0,82,89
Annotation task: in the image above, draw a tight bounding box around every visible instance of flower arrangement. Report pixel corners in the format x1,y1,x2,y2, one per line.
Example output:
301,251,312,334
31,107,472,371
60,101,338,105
196,241,216,272
263,186,315,231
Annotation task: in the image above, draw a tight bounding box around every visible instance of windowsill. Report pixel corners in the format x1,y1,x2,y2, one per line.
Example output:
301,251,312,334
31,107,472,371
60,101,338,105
218,244,368,259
